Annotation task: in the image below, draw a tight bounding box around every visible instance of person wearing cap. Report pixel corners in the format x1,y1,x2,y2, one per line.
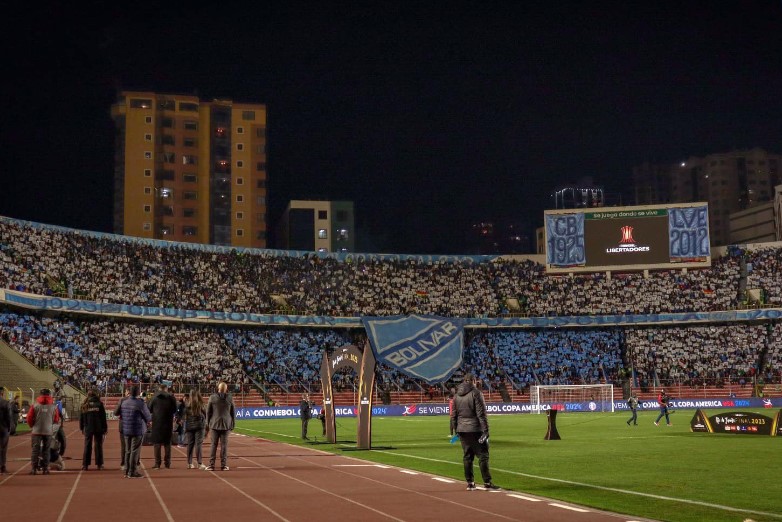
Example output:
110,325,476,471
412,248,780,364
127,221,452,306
0,386,12,474
27,388,61,474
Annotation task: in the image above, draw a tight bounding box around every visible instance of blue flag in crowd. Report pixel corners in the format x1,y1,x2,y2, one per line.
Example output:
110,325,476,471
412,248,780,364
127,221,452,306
362,315,465,385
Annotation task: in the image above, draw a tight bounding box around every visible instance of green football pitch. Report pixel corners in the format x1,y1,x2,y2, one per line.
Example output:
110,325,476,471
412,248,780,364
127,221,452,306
236,409,782,522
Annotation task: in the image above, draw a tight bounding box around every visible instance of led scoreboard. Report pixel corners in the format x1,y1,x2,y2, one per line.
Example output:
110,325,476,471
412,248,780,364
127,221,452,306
544,203,711,273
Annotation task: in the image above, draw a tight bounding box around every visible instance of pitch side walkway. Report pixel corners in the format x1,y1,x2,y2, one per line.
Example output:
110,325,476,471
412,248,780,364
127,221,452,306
0,421,657,522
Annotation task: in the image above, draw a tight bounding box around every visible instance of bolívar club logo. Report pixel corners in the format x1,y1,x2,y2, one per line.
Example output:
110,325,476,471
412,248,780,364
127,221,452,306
403,404,417,415
606,224,651,254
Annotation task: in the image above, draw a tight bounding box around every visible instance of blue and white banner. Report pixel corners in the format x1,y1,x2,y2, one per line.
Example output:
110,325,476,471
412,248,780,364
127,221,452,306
362,315,465,385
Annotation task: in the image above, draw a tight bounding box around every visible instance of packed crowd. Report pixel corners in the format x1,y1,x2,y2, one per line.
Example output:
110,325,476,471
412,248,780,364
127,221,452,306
1,217,781,393
466,330,624,390
624,324,767,387
3,218,781,318
0,312,247,391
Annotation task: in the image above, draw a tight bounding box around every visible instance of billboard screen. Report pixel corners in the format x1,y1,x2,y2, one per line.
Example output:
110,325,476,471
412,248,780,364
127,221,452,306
544,203,710,273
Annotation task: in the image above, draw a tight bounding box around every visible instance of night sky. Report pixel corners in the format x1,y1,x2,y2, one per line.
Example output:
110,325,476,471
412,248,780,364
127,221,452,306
2,2,781,254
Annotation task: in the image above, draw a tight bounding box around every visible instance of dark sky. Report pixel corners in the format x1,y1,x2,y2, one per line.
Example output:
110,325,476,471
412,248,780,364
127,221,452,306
2,2,781,254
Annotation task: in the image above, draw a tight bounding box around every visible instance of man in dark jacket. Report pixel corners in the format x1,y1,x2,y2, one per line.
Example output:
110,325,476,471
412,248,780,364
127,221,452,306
0,386,12,474
149,384,178,469
120,386,151,478
80,388,108,470
205,381,235,471
299,393,312,440
451,373,498,491
10,395,20,436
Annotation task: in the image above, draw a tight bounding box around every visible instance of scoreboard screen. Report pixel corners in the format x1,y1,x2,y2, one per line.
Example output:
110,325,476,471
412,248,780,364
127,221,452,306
544,203,710,273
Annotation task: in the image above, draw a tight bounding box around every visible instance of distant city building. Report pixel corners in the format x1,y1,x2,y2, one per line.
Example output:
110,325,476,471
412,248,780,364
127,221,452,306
111,91,268,247
276,200,354,253
468,221,530,254
633,148,781,246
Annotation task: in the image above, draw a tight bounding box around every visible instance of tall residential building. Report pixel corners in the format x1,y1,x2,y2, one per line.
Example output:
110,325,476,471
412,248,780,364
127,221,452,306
111,91,268,247
276,200,355,253
632,148,781,246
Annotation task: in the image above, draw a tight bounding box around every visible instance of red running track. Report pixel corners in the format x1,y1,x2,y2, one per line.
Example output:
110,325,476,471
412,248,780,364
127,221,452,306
0,421,658,522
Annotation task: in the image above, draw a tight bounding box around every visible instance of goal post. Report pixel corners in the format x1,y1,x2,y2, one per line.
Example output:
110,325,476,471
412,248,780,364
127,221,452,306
530,384,614,413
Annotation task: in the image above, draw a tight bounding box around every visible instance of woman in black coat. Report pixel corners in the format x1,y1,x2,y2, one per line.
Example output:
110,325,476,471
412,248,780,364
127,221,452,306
79,389,108,470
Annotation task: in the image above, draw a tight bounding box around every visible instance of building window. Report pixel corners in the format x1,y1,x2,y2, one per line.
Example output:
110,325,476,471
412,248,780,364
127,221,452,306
256,213,265,223
162,118,174,128
143,205,151,213
317,247,328,253
256,196,265,206
144,169,152,177
183,137,196,147
144,187,152,195
161,152,175,163
160,226,172,236
237,143,244,151
183,173,197,183
159,100,175,110
183,191,197,200
183,208,196,218
143,222,151,231
237,126,244,134
336,210,349,221
236,160,243,168
236,212,244,220
256,127,266,138
337,228,349,241
318,229,328,239
182,155,197,165
236,195,244,203
130,98,152,109
242,111,255,121
183,121,197,130
162,205,174,216
179,102,199,112
182,226,197,236
256,230,266,240
157,170,175,181
144,133,152,141
236,229,244,237
256,162,266,171
256,179,266,189
161,134,175,145
318,210,328,220
159,188,173,199
145,116,152,124
236,177,244,185
144,151,152,159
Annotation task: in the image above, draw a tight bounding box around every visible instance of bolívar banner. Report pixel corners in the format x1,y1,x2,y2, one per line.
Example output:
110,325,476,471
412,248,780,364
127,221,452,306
362,315,465,385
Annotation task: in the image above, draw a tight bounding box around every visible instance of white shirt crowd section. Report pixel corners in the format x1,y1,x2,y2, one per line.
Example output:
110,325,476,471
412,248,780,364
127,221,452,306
1,218,781,391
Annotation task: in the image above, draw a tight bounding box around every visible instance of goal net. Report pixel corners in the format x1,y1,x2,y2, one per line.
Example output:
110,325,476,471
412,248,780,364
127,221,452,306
530,384,614,413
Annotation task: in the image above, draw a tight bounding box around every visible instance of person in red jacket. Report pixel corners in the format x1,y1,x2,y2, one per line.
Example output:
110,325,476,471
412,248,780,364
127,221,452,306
27,388,61,474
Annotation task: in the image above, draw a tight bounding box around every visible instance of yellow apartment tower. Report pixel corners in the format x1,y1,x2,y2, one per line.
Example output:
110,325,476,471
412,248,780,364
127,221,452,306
111,91,267,247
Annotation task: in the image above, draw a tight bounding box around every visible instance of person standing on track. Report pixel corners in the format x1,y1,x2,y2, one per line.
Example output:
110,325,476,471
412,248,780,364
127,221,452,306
114,388,131,471
27,388,61,475
452,373,498,491
120,385,151,478
205,381,235,471
80,388,108,470
149,383,178,469
0,386,12,474
182,388,207,470
300,393,312,440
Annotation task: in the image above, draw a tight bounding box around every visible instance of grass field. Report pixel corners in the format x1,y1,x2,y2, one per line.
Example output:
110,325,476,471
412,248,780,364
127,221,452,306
236,409,782,522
